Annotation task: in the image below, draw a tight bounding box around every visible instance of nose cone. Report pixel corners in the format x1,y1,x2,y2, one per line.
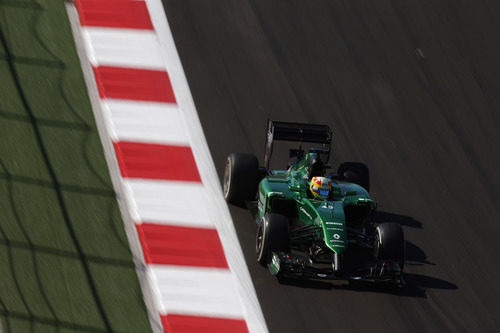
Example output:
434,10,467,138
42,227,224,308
317,201,347,254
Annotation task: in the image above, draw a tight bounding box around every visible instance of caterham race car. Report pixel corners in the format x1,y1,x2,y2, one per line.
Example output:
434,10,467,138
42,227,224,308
223,120,406,285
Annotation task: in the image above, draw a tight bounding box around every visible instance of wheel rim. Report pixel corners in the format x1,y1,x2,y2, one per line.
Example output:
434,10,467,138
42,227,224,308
256,223,264,258
373,232,381,259
223,157,231,198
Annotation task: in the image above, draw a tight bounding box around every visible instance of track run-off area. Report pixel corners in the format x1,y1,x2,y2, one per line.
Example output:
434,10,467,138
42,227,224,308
0,1,151,331
162,0,500,332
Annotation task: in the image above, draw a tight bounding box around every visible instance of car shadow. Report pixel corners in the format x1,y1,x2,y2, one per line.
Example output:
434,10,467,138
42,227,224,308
277,270,457,298
405,240,435,266
374,210,423,229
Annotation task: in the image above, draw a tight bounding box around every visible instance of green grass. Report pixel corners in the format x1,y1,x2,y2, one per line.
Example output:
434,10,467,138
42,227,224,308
0,0,152,331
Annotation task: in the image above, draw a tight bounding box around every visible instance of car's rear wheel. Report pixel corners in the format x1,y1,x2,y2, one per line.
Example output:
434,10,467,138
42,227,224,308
223,153,259,206
256,213,290,266
337,162,370,192
374,223,405,270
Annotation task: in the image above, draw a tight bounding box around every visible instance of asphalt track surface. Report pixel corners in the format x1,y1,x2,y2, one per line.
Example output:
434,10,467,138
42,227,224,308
163,1,500,332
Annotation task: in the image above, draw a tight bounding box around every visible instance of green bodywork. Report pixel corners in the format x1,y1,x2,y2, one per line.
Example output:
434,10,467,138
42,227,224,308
257,153,376,254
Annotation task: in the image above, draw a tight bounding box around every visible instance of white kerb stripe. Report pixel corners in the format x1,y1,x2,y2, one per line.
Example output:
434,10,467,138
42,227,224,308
82,27,165,70
102,99,189,145
125,179,214,228
149,265,246,319
146,0,268,331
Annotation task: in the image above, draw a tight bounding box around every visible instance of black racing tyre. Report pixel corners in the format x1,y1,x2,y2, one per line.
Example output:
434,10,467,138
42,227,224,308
337,162,370,192
223,153,259,206
374,223,405,270
256,213,290,266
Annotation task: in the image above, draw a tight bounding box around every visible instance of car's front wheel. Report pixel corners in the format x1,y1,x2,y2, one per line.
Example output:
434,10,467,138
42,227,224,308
256,213,290,266
374,223,405,270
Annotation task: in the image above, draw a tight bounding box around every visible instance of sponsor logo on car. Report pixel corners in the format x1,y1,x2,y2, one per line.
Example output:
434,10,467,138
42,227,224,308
326,222,343,226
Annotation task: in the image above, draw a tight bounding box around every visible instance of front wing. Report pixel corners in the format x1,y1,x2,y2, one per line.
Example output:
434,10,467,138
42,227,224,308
269,252,405,285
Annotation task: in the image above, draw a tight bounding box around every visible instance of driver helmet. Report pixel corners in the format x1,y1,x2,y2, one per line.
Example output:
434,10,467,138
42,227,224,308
309,176,332,200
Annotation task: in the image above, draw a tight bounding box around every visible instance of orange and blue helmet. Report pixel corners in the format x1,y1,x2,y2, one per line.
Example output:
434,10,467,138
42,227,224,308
309,176,332,200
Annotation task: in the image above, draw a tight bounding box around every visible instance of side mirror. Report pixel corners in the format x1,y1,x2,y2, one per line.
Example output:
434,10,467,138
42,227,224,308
328,172,340,180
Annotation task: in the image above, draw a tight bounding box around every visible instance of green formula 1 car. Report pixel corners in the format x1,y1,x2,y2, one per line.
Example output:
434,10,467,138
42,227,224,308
224,120,405,285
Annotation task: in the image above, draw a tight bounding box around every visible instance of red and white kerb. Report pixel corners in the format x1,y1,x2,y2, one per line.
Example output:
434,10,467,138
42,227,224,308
71,1,266,332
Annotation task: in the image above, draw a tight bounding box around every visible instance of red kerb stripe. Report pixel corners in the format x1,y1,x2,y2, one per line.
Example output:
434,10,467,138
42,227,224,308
161,314,248,333
93,66,176,103
136,224,228,268
113,141,201,182
75,0,153,30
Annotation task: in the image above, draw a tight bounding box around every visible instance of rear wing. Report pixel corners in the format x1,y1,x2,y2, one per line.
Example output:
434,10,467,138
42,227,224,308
264,120,332,169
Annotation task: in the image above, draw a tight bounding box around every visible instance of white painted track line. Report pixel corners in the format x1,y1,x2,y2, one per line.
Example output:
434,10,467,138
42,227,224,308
146,0,268,331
